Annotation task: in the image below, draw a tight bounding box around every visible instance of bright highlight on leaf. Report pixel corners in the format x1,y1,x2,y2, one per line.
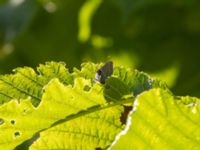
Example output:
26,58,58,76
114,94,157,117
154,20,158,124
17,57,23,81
110,88,200,150
0,61,199,150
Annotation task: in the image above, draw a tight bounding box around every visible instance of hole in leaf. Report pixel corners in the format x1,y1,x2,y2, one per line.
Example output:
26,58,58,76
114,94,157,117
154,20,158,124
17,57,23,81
120,106,133,125
23,108,28,114
95,147,102,150
11,120,16,125
14,131,20,137
0,118,4,125
83,85,91,91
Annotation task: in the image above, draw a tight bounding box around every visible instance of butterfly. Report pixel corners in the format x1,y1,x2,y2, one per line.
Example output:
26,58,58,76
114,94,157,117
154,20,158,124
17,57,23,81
94,61,113,84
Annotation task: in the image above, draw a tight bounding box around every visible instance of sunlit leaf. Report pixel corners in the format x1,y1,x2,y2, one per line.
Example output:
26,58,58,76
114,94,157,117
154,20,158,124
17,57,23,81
110,88,200,150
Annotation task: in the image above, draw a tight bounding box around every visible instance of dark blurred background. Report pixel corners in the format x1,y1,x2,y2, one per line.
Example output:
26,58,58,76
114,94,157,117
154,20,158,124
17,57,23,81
0,0,200,97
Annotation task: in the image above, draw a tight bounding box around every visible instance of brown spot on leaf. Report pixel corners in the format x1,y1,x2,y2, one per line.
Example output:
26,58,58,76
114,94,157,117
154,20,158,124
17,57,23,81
120,106,132,125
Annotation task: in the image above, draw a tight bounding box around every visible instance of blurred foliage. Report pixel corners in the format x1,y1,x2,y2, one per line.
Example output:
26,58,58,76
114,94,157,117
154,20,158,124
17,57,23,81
0,0,200,97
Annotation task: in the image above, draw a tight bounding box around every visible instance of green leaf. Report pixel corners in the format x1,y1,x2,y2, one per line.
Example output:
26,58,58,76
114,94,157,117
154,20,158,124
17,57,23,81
37,61,73,85
113,66,168,95
0,61,168,149
0,77,114,150
110,88,200,150
73,61,102,80
0,61,72,105
103,77,131,102
29,102,125,150
74,62,167,96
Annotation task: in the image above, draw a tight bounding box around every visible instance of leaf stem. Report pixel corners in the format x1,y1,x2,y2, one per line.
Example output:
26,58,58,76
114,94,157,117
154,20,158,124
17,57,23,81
51,97,134,127
15,97,134,150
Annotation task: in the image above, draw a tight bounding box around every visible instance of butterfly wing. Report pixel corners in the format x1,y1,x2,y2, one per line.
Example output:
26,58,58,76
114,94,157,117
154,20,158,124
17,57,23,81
95,61,113,84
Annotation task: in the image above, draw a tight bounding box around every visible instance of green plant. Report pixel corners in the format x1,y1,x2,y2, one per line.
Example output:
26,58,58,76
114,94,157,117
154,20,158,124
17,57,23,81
0,61,199,150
